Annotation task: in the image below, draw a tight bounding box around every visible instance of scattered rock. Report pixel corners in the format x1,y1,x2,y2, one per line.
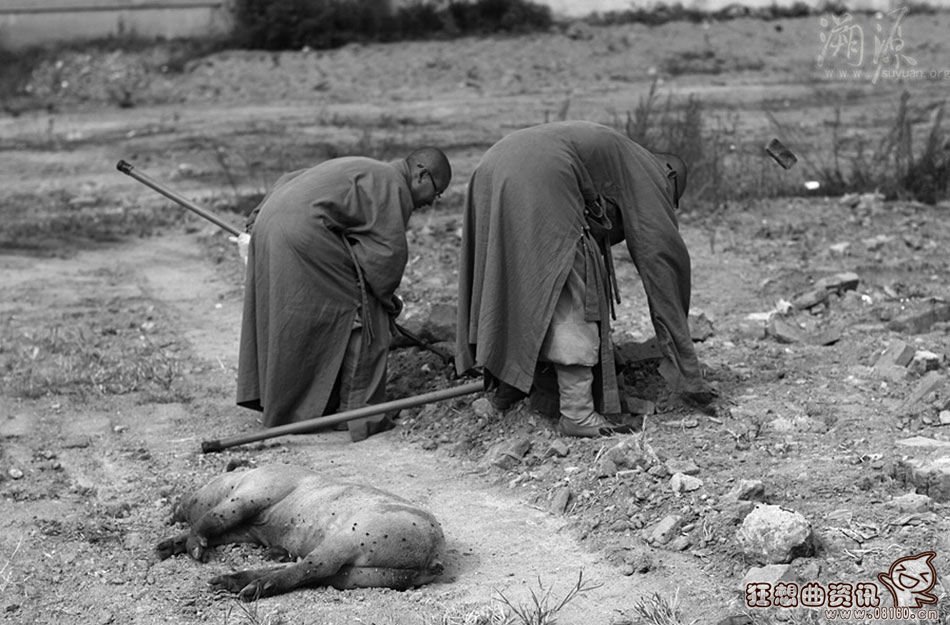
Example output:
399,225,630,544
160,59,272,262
911,350,942,375
472,397,497,419
898,371,946,413
872,339,916,380
550,487,572,514
486,437,532,470
811,324,843,346
887,300,950,334
646,514,683,545
735,504,813,564
739,563,794,590
421,303,457,342
725,479,767,502
893,455,950,502
689,310,715,341
791,288,828,310
895,436,950,451
661,417,698,429
815,271,860,293
888,492,933,513
863,233,893,250
767,414,827,434
666,459,700,476
597,437,659,478
828,241,851,256
543,439,570,459
767,316,842,346
720,499,757,526
670,472,703,493
622,546,653,573
736,313,770,340
767,316,806,344
392,303,457,347
667,534,692,551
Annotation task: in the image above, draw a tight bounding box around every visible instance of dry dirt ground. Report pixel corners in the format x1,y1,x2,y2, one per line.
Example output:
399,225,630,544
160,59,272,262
2,13,950,625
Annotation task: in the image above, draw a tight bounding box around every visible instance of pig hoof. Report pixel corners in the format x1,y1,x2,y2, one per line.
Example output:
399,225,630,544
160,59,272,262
186,535,208,561
210,571,257,594
239,580,276,602
155,536,186,560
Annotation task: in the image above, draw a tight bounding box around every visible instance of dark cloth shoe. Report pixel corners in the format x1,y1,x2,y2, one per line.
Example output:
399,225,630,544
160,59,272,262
557,412,635,438
348,413,396,442
491,381,527,411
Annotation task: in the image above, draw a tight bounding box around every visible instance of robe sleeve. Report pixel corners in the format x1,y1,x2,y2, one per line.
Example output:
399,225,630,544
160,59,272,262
619,184,707,395
340,170,410,309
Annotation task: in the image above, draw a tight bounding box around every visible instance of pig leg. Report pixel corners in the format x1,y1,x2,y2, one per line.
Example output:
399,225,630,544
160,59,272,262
155,532,190,560
175,494,275,561
211,541,360,601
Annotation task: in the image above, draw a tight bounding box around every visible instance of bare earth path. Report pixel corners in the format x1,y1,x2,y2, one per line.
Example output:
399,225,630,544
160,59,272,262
1,232,722,624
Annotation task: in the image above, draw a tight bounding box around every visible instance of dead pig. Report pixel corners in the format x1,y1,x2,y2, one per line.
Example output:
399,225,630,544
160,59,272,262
156,464,445,600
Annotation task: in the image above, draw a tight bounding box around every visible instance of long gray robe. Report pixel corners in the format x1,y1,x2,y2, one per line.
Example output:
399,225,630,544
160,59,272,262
456,121,703,415
237,157,412,427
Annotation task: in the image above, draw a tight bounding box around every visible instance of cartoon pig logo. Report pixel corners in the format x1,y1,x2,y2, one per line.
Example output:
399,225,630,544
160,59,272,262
877,551,939,608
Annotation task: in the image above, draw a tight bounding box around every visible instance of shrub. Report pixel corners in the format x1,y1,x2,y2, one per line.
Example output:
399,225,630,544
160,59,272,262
768,92,949,204
232,0,391,50
232,0,553,50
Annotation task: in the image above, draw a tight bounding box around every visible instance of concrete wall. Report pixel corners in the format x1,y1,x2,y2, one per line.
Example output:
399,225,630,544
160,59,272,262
0,0,232,50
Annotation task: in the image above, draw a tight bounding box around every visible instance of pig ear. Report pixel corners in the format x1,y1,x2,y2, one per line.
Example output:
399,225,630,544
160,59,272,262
171,496,188,523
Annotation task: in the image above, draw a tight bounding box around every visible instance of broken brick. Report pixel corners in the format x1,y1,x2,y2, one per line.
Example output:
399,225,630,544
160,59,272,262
898,371,947,414
815,272,860,293
791,289,829,310
767,316,806,344
872,340,916,380
887,301,950,335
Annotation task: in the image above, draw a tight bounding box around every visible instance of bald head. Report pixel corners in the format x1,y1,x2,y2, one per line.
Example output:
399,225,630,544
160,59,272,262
653,152,688,206
407,147,452,195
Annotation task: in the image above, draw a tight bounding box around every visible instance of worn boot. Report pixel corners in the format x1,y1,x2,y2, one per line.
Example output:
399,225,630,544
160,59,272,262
556,364,616,437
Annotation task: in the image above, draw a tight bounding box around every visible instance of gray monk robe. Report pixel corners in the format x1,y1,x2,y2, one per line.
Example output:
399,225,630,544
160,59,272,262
237,157,412,432
456,121,704,416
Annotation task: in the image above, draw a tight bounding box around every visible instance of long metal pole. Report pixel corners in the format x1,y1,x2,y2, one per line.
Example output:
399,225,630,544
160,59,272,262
117,158,454,361
201,380,483,453
116,160,242,236
118,158,471,452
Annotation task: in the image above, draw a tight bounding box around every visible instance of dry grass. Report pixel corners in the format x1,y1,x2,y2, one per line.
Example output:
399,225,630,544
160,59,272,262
768,91,949,203
0,537,23,597
221,599,285,625
492,570,602,625
616,75,798,213
628,590,698,625
0,297,192,402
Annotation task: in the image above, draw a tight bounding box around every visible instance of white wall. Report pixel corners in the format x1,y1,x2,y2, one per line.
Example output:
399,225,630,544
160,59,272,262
541,0,950,17
0,0,232,50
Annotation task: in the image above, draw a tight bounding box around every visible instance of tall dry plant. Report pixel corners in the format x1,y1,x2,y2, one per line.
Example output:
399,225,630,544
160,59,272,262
768,91,948,204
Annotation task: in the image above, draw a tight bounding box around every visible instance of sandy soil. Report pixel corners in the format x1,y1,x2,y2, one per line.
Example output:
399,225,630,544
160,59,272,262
2,13,950,625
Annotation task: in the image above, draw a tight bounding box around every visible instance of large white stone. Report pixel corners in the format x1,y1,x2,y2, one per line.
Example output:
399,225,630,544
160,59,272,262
736,504,813,564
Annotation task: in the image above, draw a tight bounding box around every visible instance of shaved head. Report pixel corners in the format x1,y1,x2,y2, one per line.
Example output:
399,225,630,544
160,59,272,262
653,152,688,206
407,147,452,194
